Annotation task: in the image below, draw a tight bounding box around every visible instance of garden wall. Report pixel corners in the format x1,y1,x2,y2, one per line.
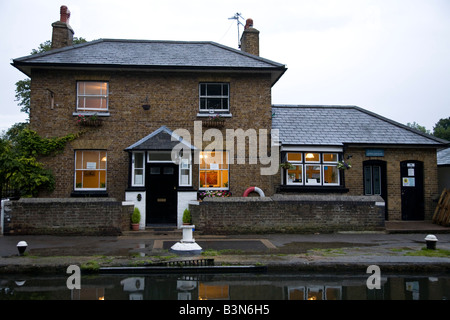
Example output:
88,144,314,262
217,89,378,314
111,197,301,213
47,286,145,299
190,194,385,234
2,198,134,235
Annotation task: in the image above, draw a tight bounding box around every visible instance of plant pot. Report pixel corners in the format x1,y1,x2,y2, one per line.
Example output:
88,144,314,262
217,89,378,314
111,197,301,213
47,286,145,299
131,223,140,231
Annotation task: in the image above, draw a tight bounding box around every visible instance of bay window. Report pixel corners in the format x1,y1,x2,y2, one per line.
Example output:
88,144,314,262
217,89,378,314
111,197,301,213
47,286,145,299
200,151,229,189
284,152,340,187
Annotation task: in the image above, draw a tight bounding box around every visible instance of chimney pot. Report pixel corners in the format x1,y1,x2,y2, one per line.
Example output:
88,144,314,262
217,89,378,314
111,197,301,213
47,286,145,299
60,5,71,23
245,18,254,29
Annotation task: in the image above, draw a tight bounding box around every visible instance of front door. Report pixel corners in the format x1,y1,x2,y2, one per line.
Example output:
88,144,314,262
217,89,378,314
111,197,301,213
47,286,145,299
146,163,178,225
363,160,388,219
401,160,424,220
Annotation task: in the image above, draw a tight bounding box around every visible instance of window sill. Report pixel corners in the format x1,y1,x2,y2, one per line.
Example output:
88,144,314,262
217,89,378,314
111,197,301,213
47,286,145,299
71,190,109,197
278,185,349,193
197,113,232,118
73,112,110,117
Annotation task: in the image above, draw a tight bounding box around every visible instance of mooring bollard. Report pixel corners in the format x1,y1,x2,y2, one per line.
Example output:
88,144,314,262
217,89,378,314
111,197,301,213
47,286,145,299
171,225,202,254
17,241,28,256
424,234,438,250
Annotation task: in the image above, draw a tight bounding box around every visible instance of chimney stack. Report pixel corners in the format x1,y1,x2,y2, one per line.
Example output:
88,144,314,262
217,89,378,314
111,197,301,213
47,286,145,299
240,18,259,56
51,5,74,49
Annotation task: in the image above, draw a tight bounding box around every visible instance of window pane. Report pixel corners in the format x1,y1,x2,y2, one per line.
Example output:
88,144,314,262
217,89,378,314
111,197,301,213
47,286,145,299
323,153,338,162
287,165,302,184
148,152,172,161
222,84,228,96
364,166,372,195
200,84,206,96
150,167,160,175
305,153,320,162
287,153,302,162
163,167,174,175
305,165,321,184
373,166,381,195
323,165,338,184
207,84,222,96
206,98,222,109
134,153,144,169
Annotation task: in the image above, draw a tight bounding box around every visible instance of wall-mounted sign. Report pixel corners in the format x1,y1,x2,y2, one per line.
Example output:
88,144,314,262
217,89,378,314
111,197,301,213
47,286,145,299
365,149,384,157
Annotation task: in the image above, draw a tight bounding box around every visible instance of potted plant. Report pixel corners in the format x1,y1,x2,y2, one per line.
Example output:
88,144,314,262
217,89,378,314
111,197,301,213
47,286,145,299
131,207,141,231
182,208,192,225
280,161,295,170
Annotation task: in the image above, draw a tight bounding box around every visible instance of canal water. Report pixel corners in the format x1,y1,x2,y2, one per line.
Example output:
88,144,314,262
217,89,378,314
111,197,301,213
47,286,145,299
0,272,448,300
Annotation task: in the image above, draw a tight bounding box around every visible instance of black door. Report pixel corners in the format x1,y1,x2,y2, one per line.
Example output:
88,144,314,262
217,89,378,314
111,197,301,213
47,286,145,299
363,161,388,219
146,163,178,225
400,160,424,220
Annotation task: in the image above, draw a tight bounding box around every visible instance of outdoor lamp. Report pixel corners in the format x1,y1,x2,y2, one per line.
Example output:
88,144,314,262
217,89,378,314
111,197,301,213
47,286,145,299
424,234,438,250
17,241,28,255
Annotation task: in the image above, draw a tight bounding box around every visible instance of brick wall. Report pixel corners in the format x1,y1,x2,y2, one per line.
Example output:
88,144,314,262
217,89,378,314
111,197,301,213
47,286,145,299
2,198,133,235
343,147,439,220
30,69,274,200
190,194,385,234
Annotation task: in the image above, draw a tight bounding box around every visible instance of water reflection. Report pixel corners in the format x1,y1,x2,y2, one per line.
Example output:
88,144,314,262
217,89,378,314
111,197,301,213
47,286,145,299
0,273,448,300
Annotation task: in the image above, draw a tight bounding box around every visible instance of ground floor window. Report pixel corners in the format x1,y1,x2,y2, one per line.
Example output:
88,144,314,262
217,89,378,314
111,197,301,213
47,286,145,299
75,150,107,190
285,152,340,186
199,151,229,189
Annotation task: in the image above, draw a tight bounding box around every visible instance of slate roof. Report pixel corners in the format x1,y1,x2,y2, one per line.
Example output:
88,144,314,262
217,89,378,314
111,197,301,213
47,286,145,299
437,147,450,166
125,126,196,151
272,105,447,147
12,39,286,85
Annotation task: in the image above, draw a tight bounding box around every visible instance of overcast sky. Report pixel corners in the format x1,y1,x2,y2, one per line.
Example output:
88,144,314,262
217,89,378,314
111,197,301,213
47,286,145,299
1,0,449,133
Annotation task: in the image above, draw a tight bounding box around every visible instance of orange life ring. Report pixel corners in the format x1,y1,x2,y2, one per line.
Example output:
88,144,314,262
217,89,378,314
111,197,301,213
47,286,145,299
243,187,265,197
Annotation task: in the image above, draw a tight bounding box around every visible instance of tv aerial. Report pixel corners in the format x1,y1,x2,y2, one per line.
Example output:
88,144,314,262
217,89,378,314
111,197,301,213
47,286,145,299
228,12,245,48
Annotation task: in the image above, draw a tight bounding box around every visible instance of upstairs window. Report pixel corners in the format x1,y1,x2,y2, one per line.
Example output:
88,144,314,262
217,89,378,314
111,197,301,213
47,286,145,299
77,81,109,112
199,83,229,112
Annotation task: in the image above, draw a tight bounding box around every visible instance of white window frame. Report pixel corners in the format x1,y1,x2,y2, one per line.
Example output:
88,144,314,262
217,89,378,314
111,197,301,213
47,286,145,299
179,152,192,187
199,83,230,112
76,81,109,112
283,152,341,187
286,153,303,185
199,151,229,190
74,150,107,191
132,152,145,187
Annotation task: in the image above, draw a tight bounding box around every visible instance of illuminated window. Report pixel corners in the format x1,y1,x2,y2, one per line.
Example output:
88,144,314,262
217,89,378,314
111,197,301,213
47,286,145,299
284,152,340,187
199,151,229,189
77,81,108,111
75,150,107,190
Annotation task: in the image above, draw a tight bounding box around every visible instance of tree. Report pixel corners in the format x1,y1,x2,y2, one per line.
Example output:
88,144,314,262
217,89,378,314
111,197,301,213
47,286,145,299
433,117,450,141
14,38,87,116
406,122,430,135
0,126,81,197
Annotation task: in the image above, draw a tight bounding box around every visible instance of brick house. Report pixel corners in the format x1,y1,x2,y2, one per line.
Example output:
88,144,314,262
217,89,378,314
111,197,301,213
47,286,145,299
9,6,447,233
12,7,286,229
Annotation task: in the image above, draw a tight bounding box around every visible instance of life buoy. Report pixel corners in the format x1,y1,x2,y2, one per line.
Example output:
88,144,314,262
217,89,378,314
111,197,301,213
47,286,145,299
243,187,265,197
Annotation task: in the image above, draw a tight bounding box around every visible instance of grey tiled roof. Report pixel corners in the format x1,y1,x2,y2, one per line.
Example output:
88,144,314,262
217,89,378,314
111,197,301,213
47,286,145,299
12,39,286,84
437,147,450,165
272,105,446,146
125,126,196,151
